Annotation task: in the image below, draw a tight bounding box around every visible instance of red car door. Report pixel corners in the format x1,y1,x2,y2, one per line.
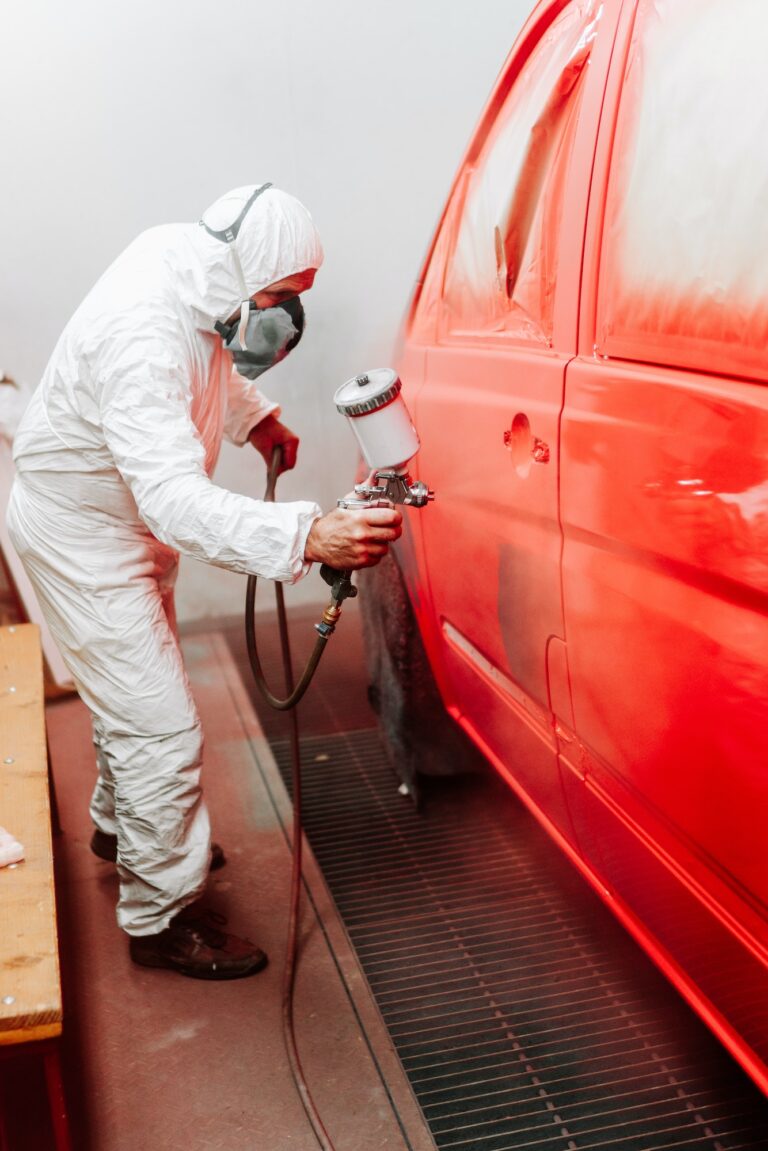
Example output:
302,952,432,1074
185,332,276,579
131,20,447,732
409,0,622,839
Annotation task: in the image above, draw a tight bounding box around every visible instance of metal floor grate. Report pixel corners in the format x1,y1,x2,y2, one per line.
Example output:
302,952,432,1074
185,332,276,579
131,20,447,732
271,729,768,1151
225,620,768,1150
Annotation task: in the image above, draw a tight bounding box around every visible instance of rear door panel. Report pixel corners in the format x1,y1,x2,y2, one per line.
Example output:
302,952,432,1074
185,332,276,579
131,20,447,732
559,0,768,1086
561,359,768,911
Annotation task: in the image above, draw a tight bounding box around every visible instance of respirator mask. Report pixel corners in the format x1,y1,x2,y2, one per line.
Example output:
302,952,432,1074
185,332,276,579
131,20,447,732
215,297,305,380
201,180,304,372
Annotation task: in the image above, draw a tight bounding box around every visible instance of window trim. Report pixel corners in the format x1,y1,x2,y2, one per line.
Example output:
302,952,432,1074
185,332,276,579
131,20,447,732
409,0,623,358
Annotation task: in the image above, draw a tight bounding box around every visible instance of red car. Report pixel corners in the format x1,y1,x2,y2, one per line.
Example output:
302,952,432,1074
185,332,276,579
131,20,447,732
362,0,768,1096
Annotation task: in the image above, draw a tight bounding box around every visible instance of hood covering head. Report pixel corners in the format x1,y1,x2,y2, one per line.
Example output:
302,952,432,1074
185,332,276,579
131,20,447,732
195,184,323,338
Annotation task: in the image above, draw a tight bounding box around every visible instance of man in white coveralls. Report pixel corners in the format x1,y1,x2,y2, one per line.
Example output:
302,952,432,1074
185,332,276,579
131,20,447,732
6,183,402,979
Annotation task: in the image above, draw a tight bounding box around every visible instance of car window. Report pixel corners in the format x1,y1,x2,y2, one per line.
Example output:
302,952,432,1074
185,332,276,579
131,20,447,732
596,0,768,381
436,1,600,345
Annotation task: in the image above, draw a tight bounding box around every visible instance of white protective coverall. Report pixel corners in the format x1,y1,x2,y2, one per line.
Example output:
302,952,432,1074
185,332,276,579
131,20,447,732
6,185,324,935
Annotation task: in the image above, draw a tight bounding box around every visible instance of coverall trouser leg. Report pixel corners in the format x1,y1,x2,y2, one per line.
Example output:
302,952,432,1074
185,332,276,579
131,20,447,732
7,472,211,936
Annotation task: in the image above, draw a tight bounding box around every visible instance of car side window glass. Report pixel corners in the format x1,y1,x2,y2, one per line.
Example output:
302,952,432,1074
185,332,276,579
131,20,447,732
597,0,768,381
439,1,600,345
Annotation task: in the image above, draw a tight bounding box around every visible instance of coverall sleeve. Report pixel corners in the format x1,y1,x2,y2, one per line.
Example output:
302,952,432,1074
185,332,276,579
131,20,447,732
97,343,321,582
223,366,281,445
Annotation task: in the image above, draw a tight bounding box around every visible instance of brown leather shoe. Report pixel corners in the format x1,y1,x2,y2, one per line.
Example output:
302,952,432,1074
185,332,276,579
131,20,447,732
129,910,268,980
90,828,226,871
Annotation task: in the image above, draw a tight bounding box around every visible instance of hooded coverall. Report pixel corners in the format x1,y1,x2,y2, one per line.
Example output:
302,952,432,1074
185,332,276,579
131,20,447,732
6,185,324,936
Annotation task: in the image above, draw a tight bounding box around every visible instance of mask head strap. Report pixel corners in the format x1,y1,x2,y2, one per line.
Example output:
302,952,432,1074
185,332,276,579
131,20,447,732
200,182,274,347
199,182,273,245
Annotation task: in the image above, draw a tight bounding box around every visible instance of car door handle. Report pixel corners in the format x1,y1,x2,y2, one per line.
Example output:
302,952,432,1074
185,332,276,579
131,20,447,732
531,437,550,464
503,424,550,464
503,414,551,473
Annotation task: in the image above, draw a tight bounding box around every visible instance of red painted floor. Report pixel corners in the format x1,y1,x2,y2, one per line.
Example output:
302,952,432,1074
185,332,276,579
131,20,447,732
2,609,431,1151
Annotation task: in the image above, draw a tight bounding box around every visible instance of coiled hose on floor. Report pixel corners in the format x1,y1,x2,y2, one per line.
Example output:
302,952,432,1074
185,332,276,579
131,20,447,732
245,449,343,1151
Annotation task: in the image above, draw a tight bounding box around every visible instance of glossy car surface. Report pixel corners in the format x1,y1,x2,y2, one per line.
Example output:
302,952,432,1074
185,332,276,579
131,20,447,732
389,0,768,1093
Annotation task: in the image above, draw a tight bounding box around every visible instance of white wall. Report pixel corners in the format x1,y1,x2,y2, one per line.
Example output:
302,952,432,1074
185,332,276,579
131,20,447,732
0,0,530,620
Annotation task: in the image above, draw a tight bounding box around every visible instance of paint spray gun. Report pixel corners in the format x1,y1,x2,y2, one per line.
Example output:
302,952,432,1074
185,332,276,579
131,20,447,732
246,367,433,707
316,368,434,626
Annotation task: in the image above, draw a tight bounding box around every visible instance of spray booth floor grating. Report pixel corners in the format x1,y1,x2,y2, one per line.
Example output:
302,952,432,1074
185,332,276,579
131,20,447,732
226,612,768,1151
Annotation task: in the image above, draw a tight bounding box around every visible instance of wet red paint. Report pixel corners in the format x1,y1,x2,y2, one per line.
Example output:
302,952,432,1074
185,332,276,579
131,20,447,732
396,0,768,1095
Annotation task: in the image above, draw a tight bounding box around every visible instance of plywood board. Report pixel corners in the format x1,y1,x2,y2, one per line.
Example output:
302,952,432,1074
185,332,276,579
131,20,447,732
0,623,61,1044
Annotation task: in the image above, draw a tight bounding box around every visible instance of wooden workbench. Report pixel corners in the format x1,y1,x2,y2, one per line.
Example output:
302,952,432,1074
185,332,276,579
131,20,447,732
0,622,61,1044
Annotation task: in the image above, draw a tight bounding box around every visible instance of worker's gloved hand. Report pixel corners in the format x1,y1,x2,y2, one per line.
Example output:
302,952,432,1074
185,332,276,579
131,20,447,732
304,505,402,569
248,415,299,473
